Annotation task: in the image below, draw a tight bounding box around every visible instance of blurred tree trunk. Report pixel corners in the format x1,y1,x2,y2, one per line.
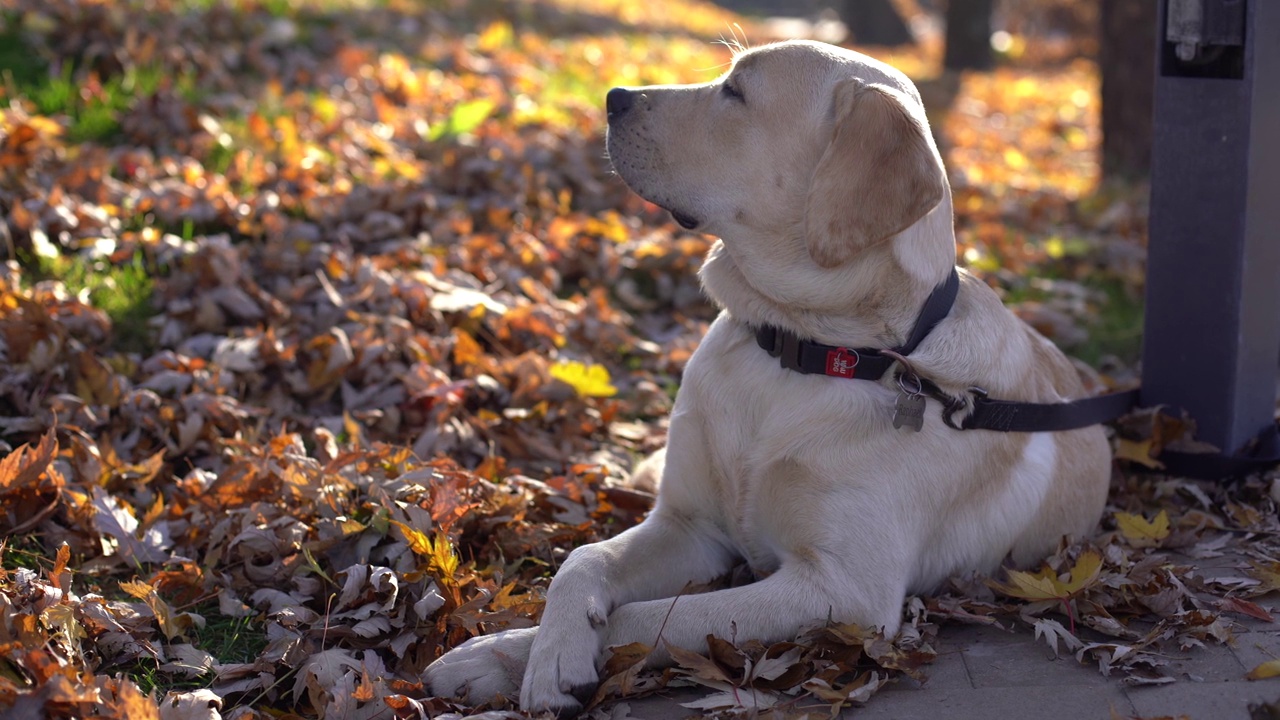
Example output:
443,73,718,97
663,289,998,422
1099,0,1156,180
842,0,914,46
944,0,994,70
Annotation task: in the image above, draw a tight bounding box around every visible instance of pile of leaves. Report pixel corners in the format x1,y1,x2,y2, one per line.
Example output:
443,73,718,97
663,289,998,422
0,0,1273,718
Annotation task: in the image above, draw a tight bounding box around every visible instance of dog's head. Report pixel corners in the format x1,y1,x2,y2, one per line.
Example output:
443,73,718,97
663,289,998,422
606,40,946,270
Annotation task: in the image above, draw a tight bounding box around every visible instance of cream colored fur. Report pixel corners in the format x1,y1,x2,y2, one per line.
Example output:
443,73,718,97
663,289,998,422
425,40,1111,715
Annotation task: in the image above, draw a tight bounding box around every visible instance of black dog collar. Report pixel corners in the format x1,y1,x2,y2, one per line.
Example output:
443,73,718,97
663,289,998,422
753,267,960,382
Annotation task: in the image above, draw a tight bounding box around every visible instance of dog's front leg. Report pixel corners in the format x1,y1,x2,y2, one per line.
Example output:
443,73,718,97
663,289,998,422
605,556,907,663
519,510,735,715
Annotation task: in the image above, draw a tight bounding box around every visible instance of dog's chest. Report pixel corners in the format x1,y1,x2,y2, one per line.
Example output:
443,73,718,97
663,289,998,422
680,317,894,566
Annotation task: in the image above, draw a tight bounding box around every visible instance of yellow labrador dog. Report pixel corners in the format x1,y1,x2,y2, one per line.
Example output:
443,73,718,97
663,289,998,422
426,40,1110,715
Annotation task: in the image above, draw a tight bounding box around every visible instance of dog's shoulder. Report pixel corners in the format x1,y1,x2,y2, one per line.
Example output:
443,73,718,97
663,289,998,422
915,270,1087,403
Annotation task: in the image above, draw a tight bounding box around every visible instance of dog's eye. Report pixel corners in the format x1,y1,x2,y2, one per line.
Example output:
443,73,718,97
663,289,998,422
721,82,745,102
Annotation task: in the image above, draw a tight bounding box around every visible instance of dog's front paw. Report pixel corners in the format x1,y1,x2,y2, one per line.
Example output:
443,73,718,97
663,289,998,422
424,627,537,704
519,610,604,716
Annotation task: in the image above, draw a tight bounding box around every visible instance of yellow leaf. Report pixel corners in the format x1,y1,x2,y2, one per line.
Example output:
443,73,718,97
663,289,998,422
1248,659,1280,680
476,21,514,52
1247,561,1280,594
119,579,182,639
27,116,65,137
1115,437,1165,469
1056,550,1104,595
428,528,460,582
390,520,433,556
118,579,153,600
1001,571,1063,601
41,603,86,644
452,328,484,367
1116,510,1170,548
990,550,1103,601
549,360,617,398
391,521,459,584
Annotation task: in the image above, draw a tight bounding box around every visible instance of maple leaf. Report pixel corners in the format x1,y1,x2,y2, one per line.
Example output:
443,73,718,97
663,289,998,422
990,550,1103,602
1115,510,1171,548
390,520,433,557
0,429,57,491
1246,561,1280,596
988,550,1103,633
1114,437,1165,470
392,521,460,585
1033,617,1083,657
119,579,191,641
549,360,618,398
40,603,86,651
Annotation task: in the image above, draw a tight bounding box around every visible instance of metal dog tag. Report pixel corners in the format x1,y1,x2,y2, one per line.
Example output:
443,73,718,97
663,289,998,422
893,392,926,432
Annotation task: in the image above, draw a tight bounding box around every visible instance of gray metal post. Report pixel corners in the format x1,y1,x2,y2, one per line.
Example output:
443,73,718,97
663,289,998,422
1142,0,1280,469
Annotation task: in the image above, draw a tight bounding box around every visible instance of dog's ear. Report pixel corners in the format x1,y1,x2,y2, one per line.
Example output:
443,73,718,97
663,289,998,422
804,80,945,268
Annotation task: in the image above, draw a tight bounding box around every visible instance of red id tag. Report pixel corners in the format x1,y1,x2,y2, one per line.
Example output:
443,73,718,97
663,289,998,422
825,348,859,378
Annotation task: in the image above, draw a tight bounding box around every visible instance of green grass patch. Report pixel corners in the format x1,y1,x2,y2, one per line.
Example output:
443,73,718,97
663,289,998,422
0,10,200,146
1071,277,1144,367
0,534,52,573
123,605,267,697
27,64,183,144
1001,268,1144,367
197,609,268,666
25,252,159,354
970,231,1144,367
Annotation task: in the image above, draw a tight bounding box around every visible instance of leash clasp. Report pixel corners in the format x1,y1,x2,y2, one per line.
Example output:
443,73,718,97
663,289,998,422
940,386,988,430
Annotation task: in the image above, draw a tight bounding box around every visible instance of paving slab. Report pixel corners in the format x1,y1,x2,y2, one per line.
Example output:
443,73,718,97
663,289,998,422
1231,630,1280,676
853,683,1135,720
1125,680,1277,720
957,623,1109,688
1161,640,1249,682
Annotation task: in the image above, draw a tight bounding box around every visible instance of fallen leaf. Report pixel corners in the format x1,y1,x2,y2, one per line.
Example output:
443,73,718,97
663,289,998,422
1248,659,1280,681
990,550,1104,602
549,360,617,398
1116,510,1171,548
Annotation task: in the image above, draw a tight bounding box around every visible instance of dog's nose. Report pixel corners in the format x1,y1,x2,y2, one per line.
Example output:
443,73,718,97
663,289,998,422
606,87,634,118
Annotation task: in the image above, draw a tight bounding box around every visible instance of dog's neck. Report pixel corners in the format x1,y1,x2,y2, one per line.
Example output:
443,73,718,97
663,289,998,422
699,199,957,349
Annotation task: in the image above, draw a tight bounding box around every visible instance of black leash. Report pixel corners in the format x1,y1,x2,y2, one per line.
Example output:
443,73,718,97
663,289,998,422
925,381,1143,433
752,265,1279,477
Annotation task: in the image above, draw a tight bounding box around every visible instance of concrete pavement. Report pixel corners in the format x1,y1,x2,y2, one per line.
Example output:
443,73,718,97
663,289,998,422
615,621,1280,719
608,549,1280,720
